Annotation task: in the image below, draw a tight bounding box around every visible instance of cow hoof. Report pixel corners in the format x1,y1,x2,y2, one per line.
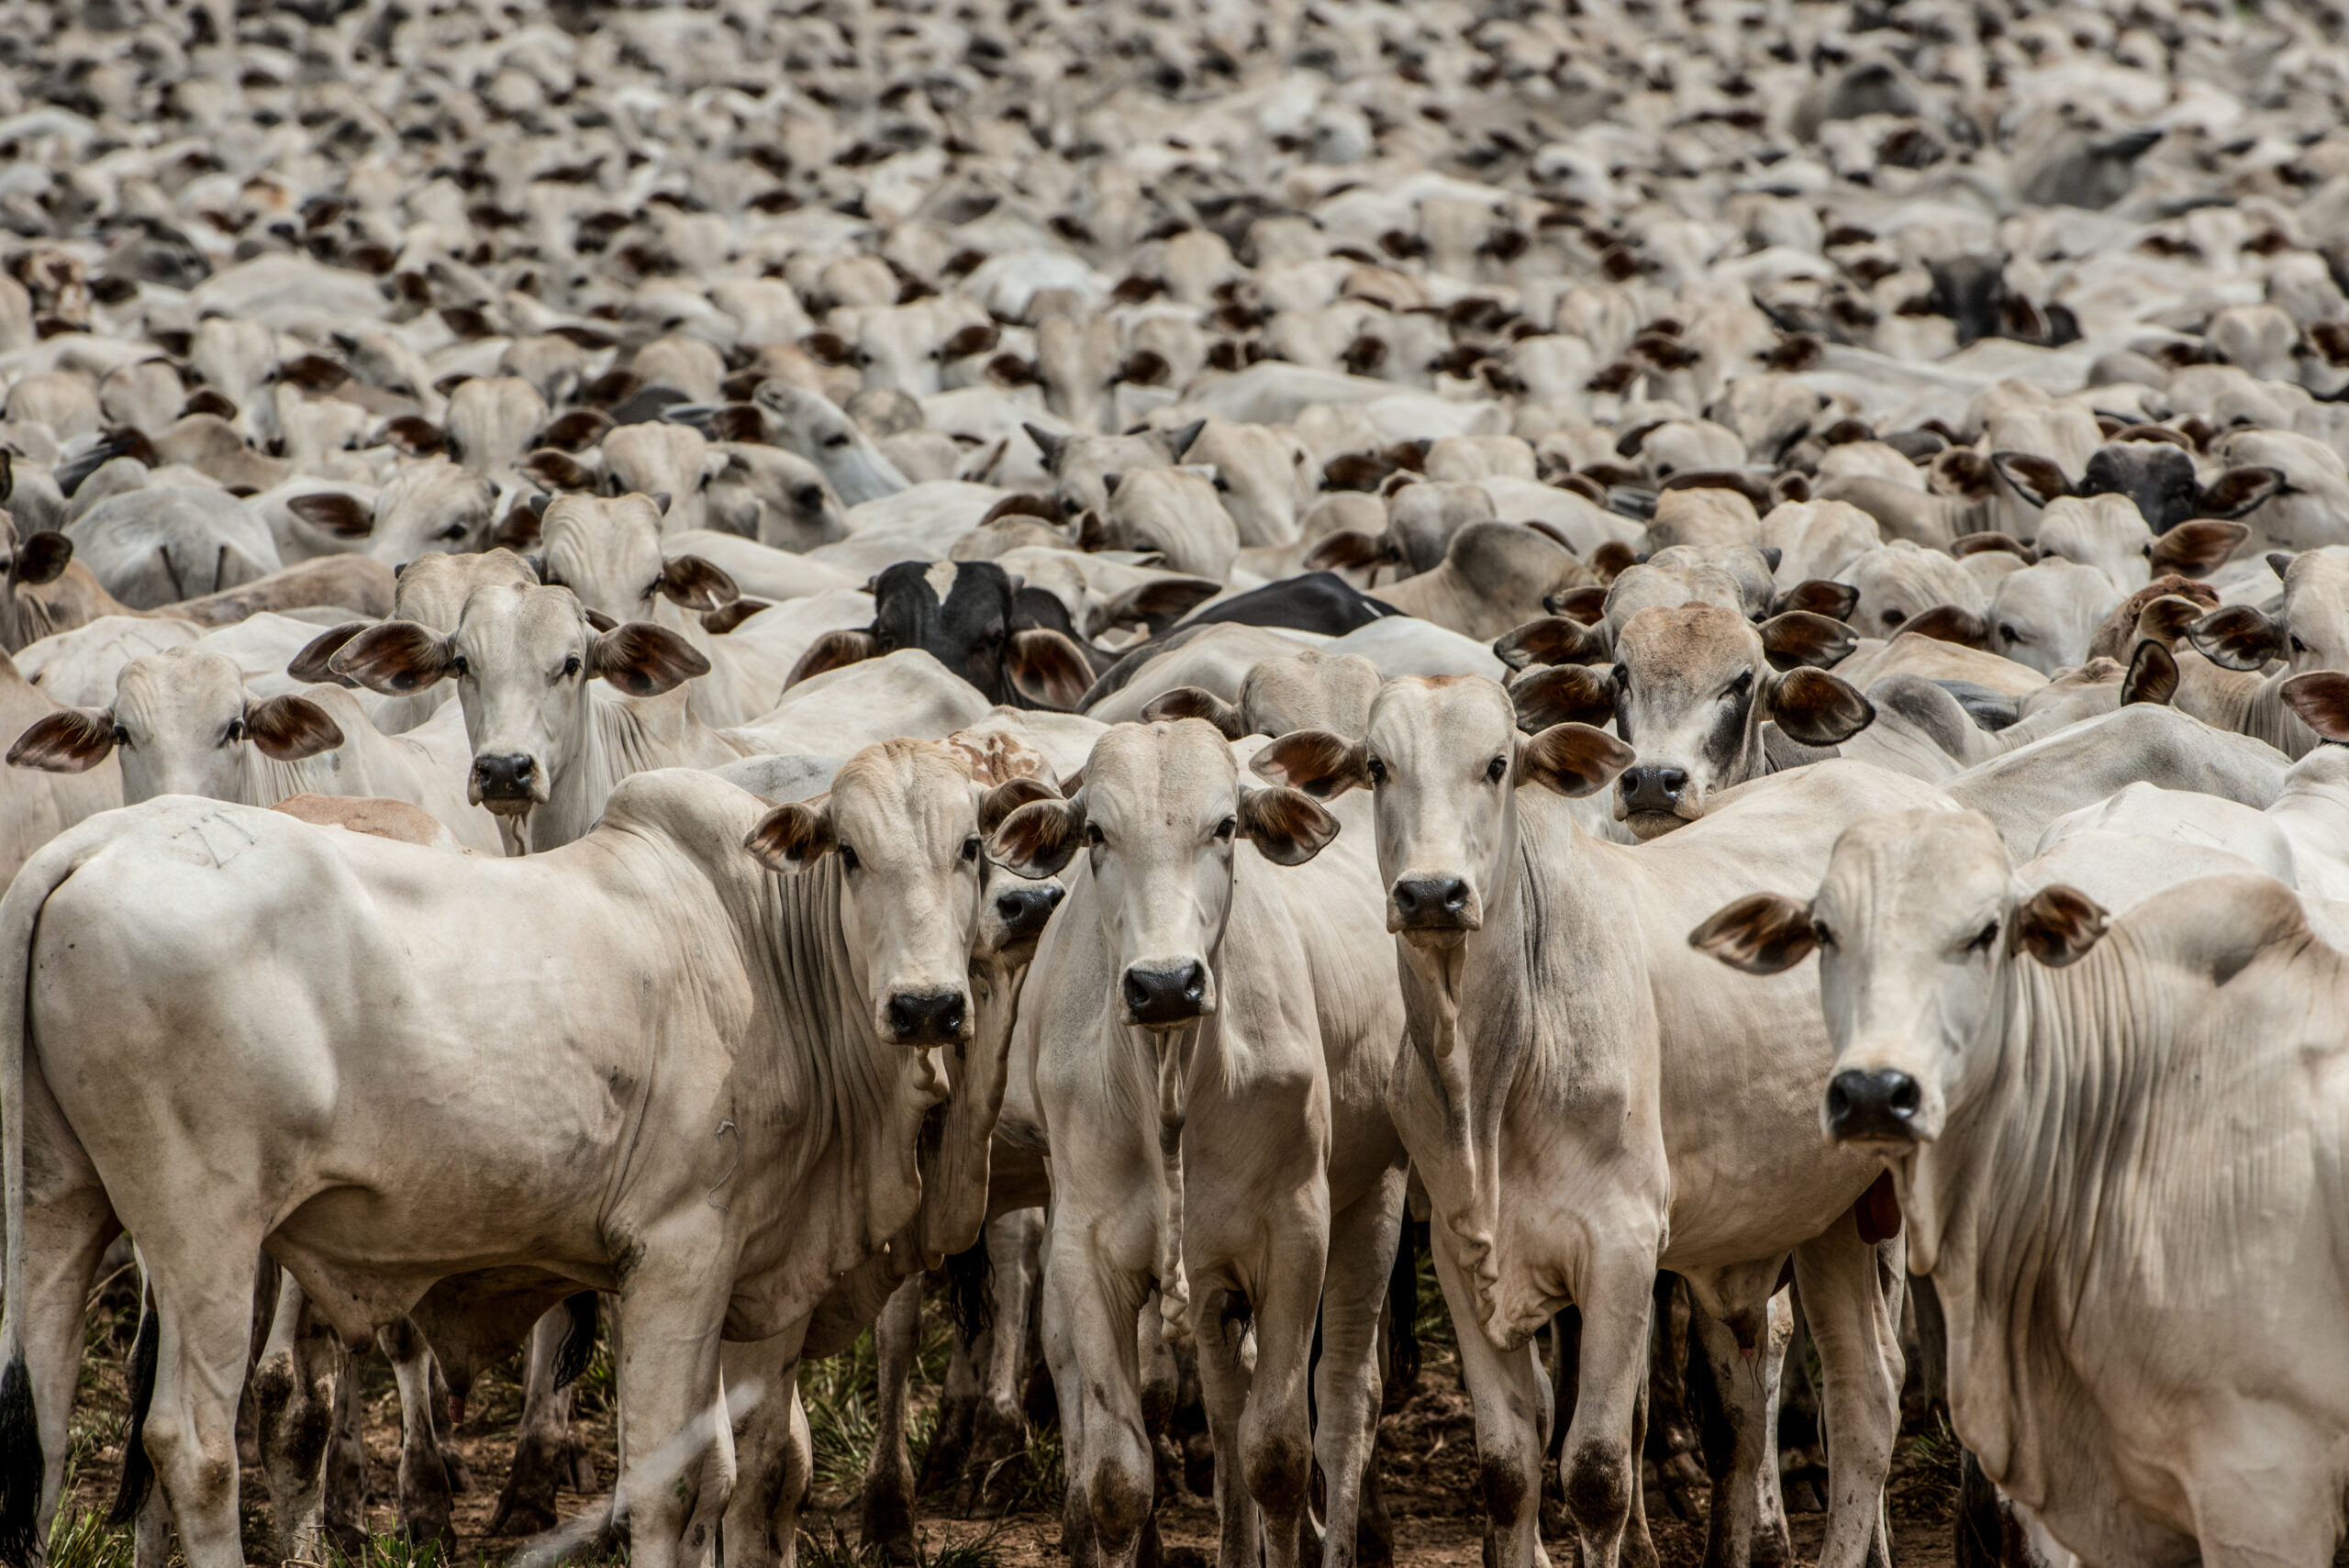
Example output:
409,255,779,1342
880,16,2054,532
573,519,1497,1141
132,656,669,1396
490,1429,573,1536
441,1446,473,1494
1753,1521,1796,1568
400,1501,457,1553
327,1522,369,1560
859,1487,916,1565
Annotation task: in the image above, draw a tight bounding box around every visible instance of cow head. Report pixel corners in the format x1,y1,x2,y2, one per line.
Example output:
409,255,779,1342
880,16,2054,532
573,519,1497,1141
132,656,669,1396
751,381,908,505
9,648,343,800
328,583,706,850
745,738,994,1047
988,718,1338,1028
0,511,74,652
1691,807,2104,1151
537,493,739,626
287,457,513,567
788,559,1095,710
1250,677,1631,947
2188,548,2349,677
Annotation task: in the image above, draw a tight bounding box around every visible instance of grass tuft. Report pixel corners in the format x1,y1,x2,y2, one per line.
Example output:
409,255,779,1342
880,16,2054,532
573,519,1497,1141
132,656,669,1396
796,1521,1004,1568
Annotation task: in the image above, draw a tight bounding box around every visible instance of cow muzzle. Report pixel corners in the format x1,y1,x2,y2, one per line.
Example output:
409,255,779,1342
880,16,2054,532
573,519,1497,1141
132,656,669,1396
1388,876,1478,935
470,751,545,811
994,884,1064,944
1120,960,1208,1028
885,987,969,1046
1823,1067,1926,1146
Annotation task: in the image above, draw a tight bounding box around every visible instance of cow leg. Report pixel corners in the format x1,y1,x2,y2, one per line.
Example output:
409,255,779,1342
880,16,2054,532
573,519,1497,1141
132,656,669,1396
720,1329,809,1568
1136,1298,1177,1568
492,1305,582,1536
961,1208,1044,1517
382,1317,456,1543
1038,1245,1101,1568
612,1250,735,1568
1557,1251,1665,1568
137,1252,265,1568
1,1175,115,1551
1189,1284,1256,1568
252,1272,349,1562
858,1277,923,1563
925,1316,981,1501
1685,1287,1789,1568
1241,1228,1321,1568
1313,1172,1404,1568
1789,1228,1903,1568
324,1344,368,1554
1041,1241,1151,1568
1428,1236,1552,1568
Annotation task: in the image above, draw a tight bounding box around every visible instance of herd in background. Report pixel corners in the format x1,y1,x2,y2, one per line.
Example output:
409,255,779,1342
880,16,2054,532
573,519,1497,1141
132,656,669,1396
0,0,2344,1564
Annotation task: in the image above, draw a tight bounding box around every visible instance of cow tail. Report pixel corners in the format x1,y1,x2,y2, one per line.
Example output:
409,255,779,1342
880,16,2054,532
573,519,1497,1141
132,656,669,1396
552,1292,600,1391
943,1233,994,1341
106,1285,161,1527
0,841,83,1567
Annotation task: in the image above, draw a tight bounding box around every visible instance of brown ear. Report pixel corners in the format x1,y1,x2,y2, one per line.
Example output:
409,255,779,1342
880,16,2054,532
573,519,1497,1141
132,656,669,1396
1248,728,1371,799
287,493,375,539
1586,539,1637,584
1303,530,1397,573
583,606,619,633
1771,578,1858,620
1099,577,1219,632
1509,664,1617,731
522,450,596,492
1494,615,1609,670
986,795,1086,879
1517,722,1636,798
1688,892,1819,974
287,621,370,686
2280,672,2349,742
2121,639,2177,706
1949,531,2038,563
979,775,1060,837
328,621,458,695
13,530,72,584
1766,668,1875,745
1007,628,1096,710
489,499,541,552
658,554,740,612
2148,519,2248,578
744,799,836,872
2187,605,2285,672
1141,685,1245,739
1988,451,2072,507
785,628,880,687
244,695,345,761
1758,610,1858,670
1546,584,1609,625
588,622,710,696
2009,884,2110,967
1237,784,1341,866
7,708,115,773
703,598,772,634
382,416,447,457
2195,466,2283,520
2134,594,2206,648
1901,604,1990,650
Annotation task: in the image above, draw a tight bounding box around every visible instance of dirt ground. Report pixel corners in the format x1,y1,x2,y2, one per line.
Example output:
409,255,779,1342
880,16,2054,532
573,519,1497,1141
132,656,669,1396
55,1284,1969,1568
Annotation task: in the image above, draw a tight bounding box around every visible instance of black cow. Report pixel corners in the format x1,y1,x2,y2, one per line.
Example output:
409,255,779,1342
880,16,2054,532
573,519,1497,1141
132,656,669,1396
785,560,1097,708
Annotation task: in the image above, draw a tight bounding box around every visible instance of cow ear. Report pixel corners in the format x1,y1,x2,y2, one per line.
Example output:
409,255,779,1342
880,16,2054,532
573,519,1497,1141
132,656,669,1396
13,529,72,584
1688,892,1819,975
1770,578,1857,621
1547,584,1610,625
1766,668,1875,746
1098,576,1219,633
244,695,345,761
2195,466,2284,521
1304,530,1397,573
2268,550,2296,582
1075,509,1110,551
979,775,1060,837
2147,519,2248,578
1758,610,1858,670
2134,594,2206,648
1249,728,1371,799
491,499,541,552
329,621,458,695
744,799,836,872
2009,884,2109,967
383,416,447,458
287,493,375,539
703,598,772,635
584,607,619,633
1900,604,1989,651
1949,531,2037,564
1988,451,2071,508
2187,605,2285,672
2121,639,2178,706
1157,418,1208,462
1494,615,1609,670
2280,672,2349,743
987,795,1085,879
1022,423,1069,473
1517,722,1635,798
7,708,115,773
1509,664,1617,731
1236,784,1341,866
659,554,740,612
1587,539,1637,584
785,628,880,688
1008,628,1096,710
287,621,370,687
588,623,710,696
1141,685,1245,738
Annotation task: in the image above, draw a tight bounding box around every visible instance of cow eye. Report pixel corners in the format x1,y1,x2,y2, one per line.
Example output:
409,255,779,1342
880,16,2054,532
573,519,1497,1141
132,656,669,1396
1610,662,1629,693
562,653,583,678
1485,755,1508,783
451,655,470,677
1966,919,1998,955
962,834,981,862
822,430,852,449
1214,816,1235,840
838,842,861,872
1881,606,1907,627
2293,635,2310,654
223,717,245,744
1998,623,2020,643
110,724,128,746
1085,823,1105,848
1812,921,1835,950
793,485,823,508
1724,671,1753,701
438,522,468,540
1365,754,1388,784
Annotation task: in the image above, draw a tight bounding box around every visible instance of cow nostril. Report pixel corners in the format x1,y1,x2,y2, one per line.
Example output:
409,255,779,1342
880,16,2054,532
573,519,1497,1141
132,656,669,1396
1121,961,1208,1023
512,756,534,780
1825,1067,1924,1141
887,990,965,1043
1122,971,1152,1013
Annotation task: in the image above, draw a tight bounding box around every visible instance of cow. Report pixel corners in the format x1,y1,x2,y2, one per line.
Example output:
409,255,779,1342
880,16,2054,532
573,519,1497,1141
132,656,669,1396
785,560,1097,712
1693,810,2349,1566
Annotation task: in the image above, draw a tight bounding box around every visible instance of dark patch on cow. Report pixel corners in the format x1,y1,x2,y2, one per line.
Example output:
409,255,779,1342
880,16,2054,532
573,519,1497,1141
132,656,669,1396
0,1351,42,1565
105,1291,161,1529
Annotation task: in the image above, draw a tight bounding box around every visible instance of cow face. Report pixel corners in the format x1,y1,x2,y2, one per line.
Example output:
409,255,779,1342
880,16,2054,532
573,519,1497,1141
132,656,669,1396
1249,677,1632,948
786,560,1096,710
751,382,907,506
537,494,738,626
747,739,989,1047
288,457,505,567
1691,808,2108,1151
988,719,1337,1029
0,509,74,652
328,584,706,849
9,648,343,798
2189,548,2349,675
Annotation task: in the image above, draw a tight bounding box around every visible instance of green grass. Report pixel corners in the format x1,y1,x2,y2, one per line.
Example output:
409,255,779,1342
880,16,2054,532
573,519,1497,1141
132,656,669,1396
44,1490,134,1568
796,1519,1005,1568
1905,1410,1965,1513
796,1307,953,1498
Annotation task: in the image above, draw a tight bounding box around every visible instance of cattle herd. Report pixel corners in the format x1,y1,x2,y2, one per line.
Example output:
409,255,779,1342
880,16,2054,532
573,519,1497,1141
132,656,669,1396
1,0,2348,1563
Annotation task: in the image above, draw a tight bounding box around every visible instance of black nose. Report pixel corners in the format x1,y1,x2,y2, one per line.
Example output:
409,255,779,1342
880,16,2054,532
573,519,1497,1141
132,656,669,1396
1618,765,1688,814
1121,961,1207,1025
887,990,966,1045
1390,877,1471,929
995,884,1064,940
472,753,537,798
1824,1068,1923,1143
